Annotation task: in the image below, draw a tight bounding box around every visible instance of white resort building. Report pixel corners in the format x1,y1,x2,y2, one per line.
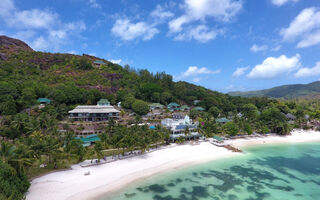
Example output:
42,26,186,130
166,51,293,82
69,101,119,121
161,115,200,141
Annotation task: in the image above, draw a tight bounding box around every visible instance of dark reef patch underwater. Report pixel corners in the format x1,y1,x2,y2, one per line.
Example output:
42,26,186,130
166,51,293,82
105,143,320,200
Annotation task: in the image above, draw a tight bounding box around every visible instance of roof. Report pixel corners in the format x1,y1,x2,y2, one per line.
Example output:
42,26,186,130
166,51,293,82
286,113,296,120
175,124,197,130
37,98,51,103
93,60,106,65
213,136,224,142
77,134,101,143
68,105,120,114
150,103,164,108
149,125,156,129
216,118,232,123
180,105,190,110
194,106,205,111
167,102,180,107
97,99,110,105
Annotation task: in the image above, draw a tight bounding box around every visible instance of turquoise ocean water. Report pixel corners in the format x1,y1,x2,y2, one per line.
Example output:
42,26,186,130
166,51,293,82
106,143,320,200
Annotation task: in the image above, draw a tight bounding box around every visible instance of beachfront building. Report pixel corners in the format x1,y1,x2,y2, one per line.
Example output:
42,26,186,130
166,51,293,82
150,103,164,110
76,134,101,147
93,60,106,68
167,102,180,112
161,115,200,141
97,99,110,106
68,105,119,121
180,105,190,111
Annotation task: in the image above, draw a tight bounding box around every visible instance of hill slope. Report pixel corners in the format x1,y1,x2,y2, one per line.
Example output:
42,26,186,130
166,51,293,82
0,35,264,116
229,81,320,99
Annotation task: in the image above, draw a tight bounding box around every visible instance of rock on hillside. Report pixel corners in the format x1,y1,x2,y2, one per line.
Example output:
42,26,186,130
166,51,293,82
0,35,33,60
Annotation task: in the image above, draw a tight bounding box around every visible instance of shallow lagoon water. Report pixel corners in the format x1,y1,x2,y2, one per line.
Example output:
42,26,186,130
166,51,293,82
107,142,320,200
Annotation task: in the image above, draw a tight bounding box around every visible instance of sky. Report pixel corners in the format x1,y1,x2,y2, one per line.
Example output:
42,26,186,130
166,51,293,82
1,0,320,93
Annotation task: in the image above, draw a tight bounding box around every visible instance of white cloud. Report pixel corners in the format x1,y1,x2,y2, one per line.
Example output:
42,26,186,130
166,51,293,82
175,66,220,81
109,59,122,64
168,16,190,33
168,0,242,42
12,30,36,41
247,54,301,79
168,0,242,32
250,44,268,52
280,7,320,48
0,0,86,51
271,45,281,51
192,77,202,82
294,62,320,77
232,66,250,77
0,0,14,17
8,9,58,29
151,5,174,20
297,30,320,48
271,0,300,6
111,18,159,41
29,21,86,51
174,25,219,42
181,0,242,23
31,36,49,51
88,0,101,9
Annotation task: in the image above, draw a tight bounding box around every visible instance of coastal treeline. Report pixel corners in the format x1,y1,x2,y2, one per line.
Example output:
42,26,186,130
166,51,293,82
0,117,169,200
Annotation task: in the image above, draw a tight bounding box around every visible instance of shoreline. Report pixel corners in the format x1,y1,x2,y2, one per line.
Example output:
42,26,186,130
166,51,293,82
26,129,320,200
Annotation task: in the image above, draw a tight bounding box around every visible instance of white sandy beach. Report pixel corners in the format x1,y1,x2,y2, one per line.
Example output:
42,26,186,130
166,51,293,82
231,129,320,148
26,129,320,200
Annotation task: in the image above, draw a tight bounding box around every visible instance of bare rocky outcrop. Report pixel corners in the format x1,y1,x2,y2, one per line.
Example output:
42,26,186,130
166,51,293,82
0,35,34,60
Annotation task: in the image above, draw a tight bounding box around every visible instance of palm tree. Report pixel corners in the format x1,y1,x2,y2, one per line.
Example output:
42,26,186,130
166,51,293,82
99,132,108,149
25,118,40,135
184,126,190,141
63,132,75,153
0,141,14,163
9,143,34,174
94,142,104,162
71,140,86,162
11,114,27,134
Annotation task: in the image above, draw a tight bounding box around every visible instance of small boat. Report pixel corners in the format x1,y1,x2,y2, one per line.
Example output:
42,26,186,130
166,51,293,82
84,171,90,176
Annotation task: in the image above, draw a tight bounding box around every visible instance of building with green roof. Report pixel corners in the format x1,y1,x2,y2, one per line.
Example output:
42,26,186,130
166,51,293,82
167,102,180,112
93,60,106,68
180,105,190,111
216,118,232,124
76,134,101,146
37,98,51,104
150,103,164,110
194,106,205,111
213,136,225,142
97,99,110,106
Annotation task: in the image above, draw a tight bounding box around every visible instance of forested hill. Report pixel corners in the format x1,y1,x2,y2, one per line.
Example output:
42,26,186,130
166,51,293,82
228,81,320,99
0,35,267,116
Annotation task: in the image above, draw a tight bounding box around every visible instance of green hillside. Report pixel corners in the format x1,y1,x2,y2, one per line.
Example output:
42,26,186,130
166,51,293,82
228,81,320,99
0,35,262,116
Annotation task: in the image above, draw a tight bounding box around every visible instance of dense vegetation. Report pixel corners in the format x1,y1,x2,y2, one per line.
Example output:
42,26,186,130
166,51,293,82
229,81,320,99
1,36,319,199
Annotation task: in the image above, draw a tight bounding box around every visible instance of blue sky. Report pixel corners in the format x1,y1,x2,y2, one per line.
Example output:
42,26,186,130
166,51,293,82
1,0,320,93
